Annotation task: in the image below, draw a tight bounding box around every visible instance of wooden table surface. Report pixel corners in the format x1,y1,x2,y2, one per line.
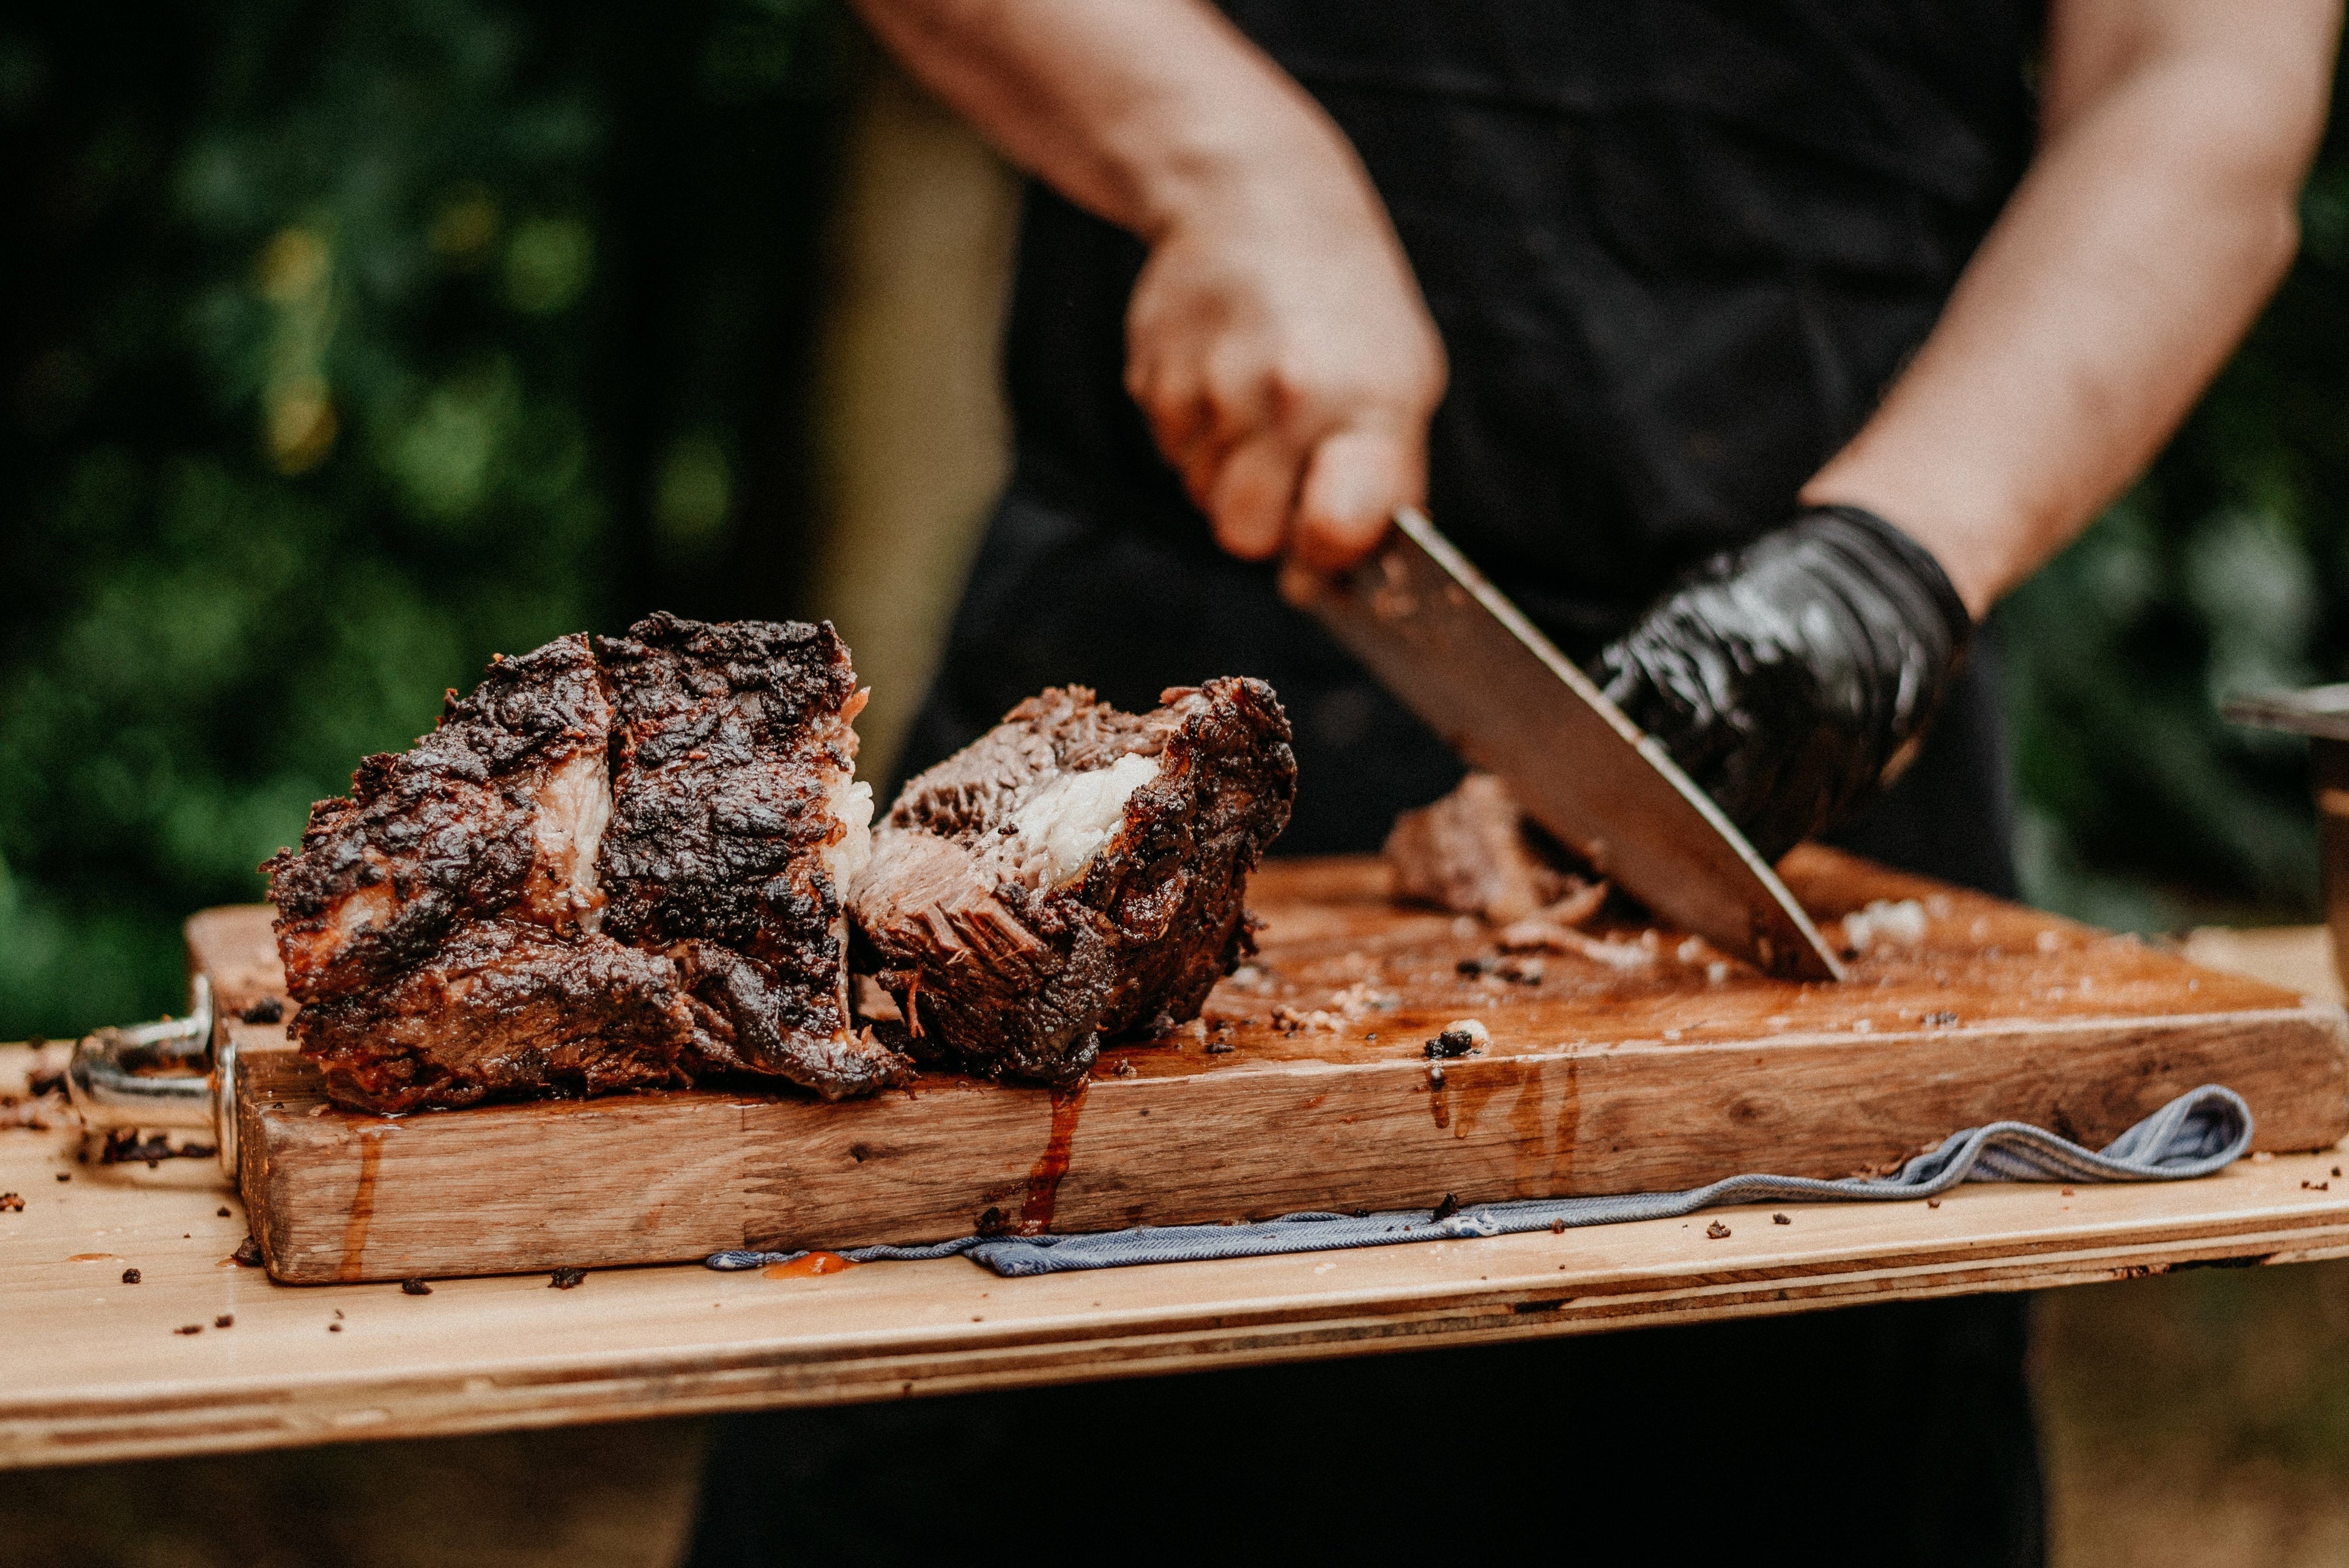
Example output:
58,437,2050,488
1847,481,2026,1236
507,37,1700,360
6,922,2347,1470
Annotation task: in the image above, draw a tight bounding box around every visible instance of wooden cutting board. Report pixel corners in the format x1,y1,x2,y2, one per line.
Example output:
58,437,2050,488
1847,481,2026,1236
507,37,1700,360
198,848,2349,1285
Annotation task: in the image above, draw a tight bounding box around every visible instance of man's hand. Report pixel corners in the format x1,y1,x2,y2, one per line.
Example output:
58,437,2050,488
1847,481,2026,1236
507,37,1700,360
1126,159,1442,570
855,0,1443,570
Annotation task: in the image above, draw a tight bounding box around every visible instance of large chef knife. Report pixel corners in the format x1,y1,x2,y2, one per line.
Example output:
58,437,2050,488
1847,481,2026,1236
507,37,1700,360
1288,508,1843,981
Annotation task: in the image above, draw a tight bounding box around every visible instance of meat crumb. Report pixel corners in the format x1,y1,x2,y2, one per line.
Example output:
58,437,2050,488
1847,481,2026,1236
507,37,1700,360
1431,1193,1462,1222
401,1278,433,1295
1425,1019,1489,1059
2061,1188,2076,1197
1927,1198,1942,1209
217,1206,231,1216
121,1268,141,1284
0,1193,22,1213
1772,1213,1791,1225
549,1267,586,1289
215,1314,234,1328
174,1324,202,1336
976,1207,1010,1237
328,1323,343,1333
231,1235,265,1268
1549,1219,1567,1235
1705,1221,1731,1240
239,997,285,1024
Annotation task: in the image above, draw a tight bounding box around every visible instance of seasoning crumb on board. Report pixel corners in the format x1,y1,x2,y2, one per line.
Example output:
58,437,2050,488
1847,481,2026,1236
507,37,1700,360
231,1235,264,1268
327,1323,342,1333
1928,1198,1942,1209
549,1268,586,1290
56,1173,69,1183
1705,1221,1731,1239
174,1324,201,1336
1431,1193,1461,1221
216,1206,231,1217
121,1268,140,1284
401,1278,432,1296
215,1314,233,1328
0,1193,21,1212
1772,1213,1791,1225
1549,1218,1567,1234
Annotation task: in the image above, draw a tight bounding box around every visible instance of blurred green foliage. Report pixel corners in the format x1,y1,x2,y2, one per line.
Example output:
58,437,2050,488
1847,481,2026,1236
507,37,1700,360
0,12,2341,1040
0,0,848,1038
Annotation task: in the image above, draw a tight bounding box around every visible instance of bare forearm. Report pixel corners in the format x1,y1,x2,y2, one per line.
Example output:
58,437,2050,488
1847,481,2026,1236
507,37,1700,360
1805,0,2339,617
852,0,1354,239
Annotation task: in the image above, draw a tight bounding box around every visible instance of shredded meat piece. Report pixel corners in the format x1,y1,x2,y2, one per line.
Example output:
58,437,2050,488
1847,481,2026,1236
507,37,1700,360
850,681,1295,1084
1384,772,1601,925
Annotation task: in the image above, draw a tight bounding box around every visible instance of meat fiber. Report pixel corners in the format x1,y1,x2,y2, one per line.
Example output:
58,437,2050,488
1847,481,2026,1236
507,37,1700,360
1384,772,1601,926
850,680,1296,1084
266,616,902,1112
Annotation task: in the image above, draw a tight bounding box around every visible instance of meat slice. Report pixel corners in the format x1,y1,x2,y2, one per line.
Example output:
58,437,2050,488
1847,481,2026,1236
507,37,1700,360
266,616,899,1112
595,613,907,1100
851,680,1296,1084
1384,772,1600,925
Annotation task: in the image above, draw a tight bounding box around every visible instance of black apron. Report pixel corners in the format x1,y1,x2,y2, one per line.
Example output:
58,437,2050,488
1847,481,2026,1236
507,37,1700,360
692,6,2047,1562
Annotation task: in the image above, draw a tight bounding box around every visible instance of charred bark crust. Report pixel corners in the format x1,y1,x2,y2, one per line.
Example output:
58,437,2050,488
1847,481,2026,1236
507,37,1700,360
596,613,903,1098
265,616,903,1112
851,679,1296,1084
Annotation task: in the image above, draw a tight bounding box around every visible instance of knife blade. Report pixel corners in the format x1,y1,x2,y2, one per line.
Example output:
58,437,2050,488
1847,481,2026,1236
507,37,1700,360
1286,508,1842,981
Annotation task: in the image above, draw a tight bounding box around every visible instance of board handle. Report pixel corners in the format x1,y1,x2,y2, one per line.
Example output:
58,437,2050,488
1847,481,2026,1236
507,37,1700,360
65,974,238,1184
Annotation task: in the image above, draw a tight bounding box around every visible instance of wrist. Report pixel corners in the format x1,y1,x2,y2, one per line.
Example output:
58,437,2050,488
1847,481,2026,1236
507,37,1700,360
1798,472,2008,621
1127,100,1370,247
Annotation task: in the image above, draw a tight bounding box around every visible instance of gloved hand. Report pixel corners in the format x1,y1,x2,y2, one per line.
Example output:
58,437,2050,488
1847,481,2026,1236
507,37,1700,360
1594,505,1973,862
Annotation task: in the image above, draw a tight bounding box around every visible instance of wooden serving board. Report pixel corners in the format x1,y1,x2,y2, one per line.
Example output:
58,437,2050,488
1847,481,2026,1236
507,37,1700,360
200,848,2349,1285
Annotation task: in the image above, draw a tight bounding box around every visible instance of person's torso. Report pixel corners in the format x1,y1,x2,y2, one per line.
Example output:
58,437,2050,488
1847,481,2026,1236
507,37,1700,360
1000,0,2041,643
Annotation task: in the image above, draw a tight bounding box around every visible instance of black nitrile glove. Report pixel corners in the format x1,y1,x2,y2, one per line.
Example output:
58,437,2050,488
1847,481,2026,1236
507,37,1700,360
1594,504,1973,862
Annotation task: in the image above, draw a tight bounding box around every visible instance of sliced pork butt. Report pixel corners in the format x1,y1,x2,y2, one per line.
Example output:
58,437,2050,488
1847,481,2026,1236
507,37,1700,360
595,613,906,1100
266,634,696,1110
850,679,1296,1084
265,616,897,1112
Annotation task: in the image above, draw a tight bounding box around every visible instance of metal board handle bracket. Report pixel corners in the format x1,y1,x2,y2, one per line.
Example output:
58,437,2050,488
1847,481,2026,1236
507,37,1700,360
65,974,239,1184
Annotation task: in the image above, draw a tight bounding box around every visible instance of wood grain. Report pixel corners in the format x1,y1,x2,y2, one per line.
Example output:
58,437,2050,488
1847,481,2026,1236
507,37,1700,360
221,848,2349,1284
9,1024,2349,1471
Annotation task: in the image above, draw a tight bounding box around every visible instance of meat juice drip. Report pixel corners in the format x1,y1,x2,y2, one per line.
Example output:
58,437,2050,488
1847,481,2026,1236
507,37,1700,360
763,1252,854,1278
1018,1083,1089,1235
